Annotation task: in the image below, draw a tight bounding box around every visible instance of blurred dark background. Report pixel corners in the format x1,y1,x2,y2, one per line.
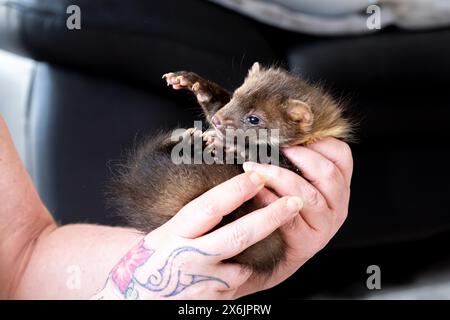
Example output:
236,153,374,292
1,0,450,299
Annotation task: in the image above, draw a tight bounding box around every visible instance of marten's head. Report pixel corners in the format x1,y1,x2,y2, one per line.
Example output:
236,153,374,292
211,63,352,146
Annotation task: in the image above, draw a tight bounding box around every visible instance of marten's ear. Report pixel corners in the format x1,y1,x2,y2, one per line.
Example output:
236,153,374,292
286,99,314,132
248,62,261,76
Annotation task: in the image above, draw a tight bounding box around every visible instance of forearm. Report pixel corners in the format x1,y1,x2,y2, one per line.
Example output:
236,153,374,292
13,224,142,299
0,116,54,297
0,116,143,299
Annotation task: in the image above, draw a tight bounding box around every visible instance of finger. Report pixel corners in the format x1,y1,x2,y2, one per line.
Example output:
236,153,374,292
282,147,348,211
199,196,303,260
243,162,331,230
254,187,312,239
169,172,266,238
254,187,279,207
305,138,353,187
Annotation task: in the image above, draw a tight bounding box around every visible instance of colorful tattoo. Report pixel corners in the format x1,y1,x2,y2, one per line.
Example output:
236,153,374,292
136,246,229,297
101,240,229,299
110,239,154,299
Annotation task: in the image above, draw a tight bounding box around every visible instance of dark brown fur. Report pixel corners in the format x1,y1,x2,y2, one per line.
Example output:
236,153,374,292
109,63,353,274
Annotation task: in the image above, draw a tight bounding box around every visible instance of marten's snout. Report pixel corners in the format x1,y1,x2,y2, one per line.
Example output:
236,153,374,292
211,114,236,130
211,115,222,128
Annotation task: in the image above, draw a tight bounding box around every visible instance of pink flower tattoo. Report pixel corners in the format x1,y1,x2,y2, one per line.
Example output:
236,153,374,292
110,239,154,294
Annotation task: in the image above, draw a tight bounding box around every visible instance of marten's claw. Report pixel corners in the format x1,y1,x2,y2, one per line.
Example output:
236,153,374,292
162,71,198,90
163,73,184,89
162,72,176,85
180,128,203,142
162,72,182,89
186,127,201,136
202,130,218,145
202,134,212,144
192,82,201,92
163,71,214,105
162,72,173,79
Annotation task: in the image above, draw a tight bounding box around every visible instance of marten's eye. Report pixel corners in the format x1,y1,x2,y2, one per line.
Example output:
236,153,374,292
245,115,261,126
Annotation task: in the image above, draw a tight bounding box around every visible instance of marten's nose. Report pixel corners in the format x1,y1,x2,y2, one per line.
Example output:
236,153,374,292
211,115,222,128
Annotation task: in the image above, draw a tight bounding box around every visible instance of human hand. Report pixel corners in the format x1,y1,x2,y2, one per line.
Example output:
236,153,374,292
92,172,303,300
238,138,353,294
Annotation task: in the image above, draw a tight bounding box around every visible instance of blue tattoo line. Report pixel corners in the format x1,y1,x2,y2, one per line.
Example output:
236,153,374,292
135,246,229,296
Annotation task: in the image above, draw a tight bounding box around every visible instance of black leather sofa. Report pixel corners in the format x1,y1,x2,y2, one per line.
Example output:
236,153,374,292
1,0,450,298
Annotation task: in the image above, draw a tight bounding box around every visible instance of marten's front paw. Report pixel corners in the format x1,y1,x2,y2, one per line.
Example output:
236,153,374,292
203,129,225,160
162,71,212,103
202,129,218,146
183,127,203,140
163,71,197,89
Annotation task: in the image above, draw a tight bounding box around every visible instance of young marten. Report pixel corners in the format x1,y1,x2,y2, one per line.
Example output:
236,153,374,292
109,63,353,274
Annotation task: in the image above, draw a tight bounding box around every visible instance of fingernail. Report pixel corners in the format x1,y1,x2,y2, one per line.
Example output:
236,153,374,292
243,162,271,181
243,162,256,172
248,172,265,186
286,197,303,213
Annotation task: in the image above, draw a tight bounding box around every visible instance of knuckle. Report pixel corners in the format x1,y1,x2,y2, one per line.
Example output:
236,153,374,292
235,268,252,286
302,185,320,207
202,202,216,217
178,200,216,222
231,179,248,203
268,202,287,226
228,265,251,286
283,216,300,231
229,225,249,251
322,161,339,180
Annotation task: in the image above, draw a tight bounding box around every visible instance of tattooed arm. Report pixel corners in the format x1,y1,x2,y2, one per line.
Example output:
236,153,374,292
0,116,300,299
90,172,302,299
1,115,351,299
91,140,353,300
